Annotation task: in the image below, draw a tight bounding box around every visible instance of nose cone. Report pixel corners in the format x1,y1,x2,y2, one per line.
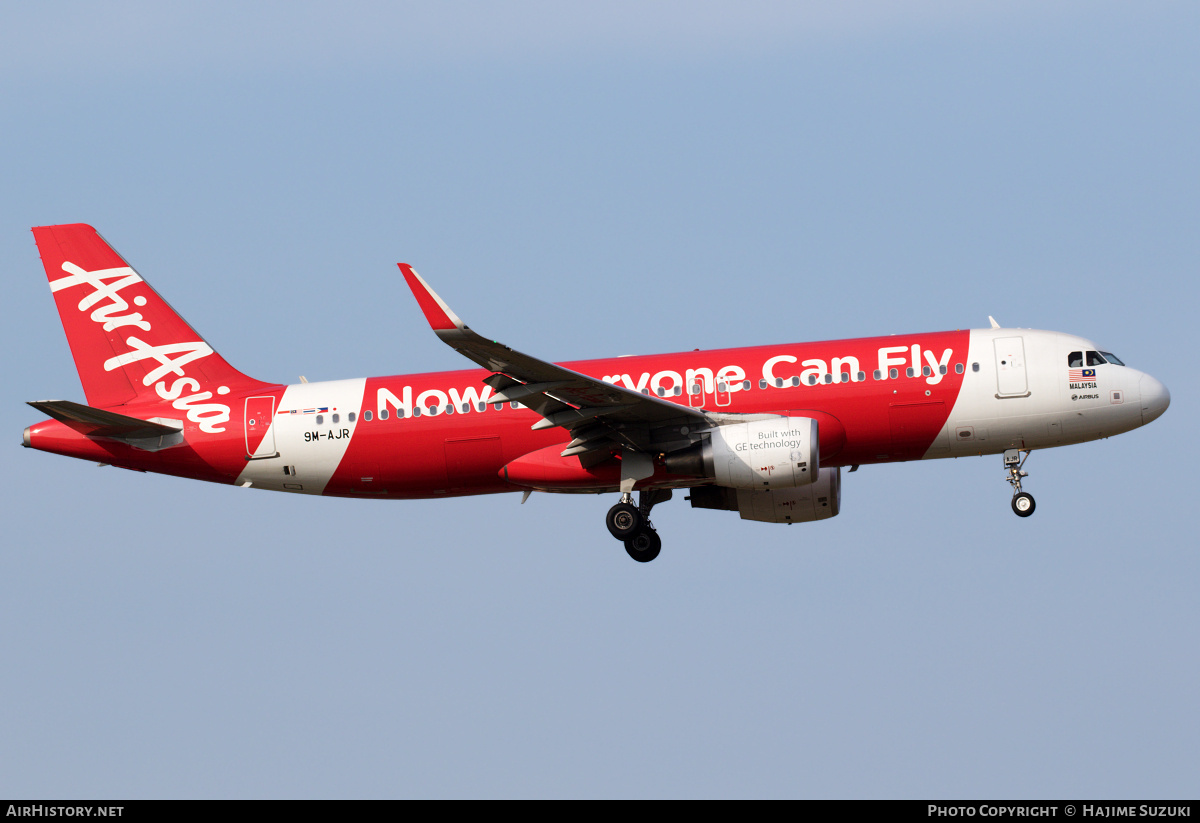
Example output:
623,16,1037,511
1139,373,1171,425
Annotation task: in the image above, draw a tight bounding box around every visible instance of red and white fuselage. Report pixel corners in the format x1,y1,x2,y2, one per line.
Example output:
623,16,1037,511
23,225,1170,557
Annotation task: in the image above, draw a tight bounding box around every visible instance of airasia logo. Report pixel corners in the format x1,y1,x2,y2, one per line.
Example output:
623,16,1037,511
49,261,231,433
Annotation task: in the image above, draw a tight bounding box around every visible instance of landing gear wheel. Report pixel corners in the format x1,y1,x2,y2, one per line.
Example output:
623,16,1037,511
606,502,643,540
1003,450,1036,518
624,529,662,562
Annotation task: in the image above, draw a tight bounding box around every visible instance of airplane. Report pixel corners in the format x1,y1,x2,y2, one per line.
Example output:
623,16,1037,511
23,224,1171,562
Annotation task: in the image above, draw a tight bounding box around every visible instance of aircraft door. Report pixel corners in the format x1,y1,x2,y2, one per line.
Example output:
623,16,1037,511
994,337,1029,397
244,396,278,458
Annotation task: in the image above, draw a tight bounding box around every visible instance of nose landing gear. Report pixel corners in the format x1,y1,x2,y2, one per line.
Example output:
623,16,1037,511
1004,449,1036,517
606,489,671,562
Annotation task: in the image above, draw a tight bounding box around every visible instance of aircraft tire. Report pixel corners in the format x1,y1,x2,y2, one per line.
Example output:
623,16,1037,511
606,502,643,540
1012,492,1036,517
624,528,661,562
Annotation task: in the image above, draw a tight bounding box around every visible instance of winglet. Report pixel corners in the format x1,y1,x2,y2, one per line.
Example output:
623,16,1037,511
398,263,465,332
988,315,1001,329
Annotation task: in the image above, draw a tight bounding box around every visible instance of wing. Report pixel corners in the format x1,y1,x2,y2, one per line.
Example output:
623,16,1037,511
399,264,719,466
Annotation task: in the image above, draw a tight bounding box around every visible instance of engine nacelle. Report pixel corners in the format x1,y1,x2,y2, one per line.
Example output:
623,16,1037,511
736,467,840,523
709,417,819,489
688,466,841,524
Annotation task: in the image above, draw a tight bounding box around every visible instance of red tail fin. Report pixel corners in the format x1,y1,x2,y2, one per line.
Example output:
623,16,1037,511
32,224,271,417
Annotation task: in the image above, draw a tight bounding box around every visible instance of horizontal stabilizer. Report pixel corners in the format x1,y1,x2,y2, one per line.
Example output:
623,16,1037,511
28,400,183,439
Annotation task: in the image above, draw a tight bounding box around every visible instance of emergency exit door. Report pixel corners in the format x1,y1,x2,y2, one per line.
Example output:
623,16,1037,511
994,337,1029,397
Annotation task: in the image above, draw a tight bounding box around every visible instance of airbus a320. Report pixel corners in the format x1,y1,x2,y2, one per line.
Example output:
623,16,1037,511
24,224,1170,562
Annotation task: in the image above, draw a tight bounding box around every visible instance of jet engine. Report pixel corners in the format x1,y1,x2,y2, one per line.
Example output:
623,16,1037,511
688,466,841,524
663,417,819,490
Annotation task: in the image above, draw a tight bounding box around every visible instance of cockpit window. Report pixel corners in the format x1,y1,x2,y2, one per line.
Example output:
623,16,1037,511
1068,351,1083,367
1100,351,1125,366
1086,351,1107,366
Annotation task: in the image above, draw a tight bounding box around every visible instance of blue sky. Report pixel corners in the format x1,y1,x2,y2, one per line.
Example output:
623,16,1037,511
1,2,1196,798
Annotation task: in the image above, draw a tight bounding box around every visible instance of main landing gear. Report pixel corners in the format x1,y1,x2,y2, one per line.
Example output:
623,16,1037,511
1004,449,1036,517
606,490,670,562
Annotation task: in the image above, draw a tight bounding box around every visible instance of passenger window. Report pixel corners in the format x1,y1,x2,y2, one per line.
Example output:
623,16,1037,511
364,410,372,422
413,408,421,417
889,368,898,379
380,409,389,420
972,362,980,372
922,366,931,377
477,402,486,412
823,374,833,384
332,413,339,424
906,368,914,378
315,415,323,425
348,412,356,423
939,365,947,375
791,376,800,387
955,364,964,374
462,403,470,413
857,371,865,381
1068,351,1083,368
873,370,882,380
759,379,767,389
1086,351,1106,366
775,378,784,388
807,375,817,385
742,380,751,391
